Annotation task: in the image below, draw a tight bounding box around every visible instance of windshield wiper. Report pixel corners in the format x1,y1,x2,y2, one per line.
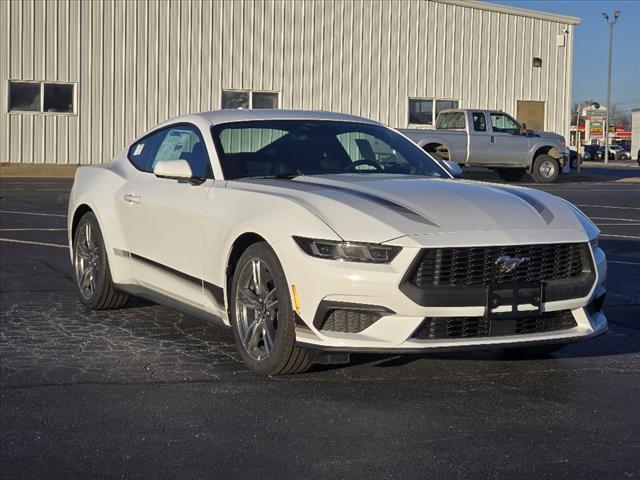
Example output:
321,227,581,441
239,172,302,180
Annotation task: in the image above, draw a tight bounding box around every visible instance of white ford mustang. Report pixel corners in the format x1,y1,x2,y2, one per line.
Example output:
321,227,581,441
68,110,607,375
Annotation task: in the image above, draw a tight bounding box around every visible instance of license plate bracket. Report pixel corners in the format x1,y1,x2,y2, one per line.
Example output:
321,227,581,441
485,282,546,320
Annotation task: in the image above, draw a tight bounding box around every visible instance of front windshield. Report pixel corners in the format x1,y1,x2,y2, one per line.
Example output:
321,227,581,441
210,120,448,180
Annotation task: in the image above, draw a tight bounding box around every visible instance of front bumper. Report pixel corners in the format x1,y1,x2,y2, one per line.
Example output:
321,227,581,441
273,237,608,352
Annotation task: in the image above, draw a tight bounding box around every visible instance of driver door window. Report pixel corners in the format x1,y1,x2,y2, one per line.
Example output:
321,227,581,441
490,113,520,135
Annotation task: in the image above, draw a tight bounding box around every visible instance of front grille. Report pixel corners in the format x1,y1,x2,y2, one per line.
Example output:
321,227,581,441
412,310,577,340
320,309,382,333
411,243,590,288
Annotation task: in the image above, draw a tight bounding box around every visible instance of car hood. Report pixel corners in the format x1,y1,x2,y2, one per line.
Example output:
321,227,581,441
530,130,564,142
232,174,596,246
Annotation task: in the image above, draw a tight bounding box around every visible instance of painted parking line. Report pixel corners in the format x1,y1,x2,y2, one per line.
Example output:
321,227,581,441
0,228,68,231
0,210,67,218
0,238,68,249
600,233,640,240
608,260,640,266
590,217,639,222
577,204,640,211
595,223,640,226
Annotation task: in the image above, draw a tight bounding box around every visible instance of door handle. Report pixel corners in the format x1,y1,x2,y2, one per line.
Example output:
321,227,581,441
123,193,141,204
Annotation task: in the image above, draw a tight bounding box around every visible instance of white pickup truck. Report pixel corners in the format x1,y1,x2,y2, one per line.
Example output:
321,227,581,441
400,109,569,183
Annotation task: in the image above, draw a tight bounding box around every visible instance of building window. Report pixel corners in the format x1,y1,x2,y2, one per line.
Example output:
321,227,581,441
222,90,250,109
251,91,278,109
408,98,434,125
8,80,75,114
408,98,459,126
43,83,74,112
221,89,279,110
8,82,41,111
435,99,459,117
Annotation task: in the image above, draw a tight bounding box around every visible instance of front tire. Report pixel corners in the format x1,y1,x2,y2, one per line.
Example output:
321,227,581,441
73,212,129,310
531,154,559,183
230,242,311,375
496,168,526,182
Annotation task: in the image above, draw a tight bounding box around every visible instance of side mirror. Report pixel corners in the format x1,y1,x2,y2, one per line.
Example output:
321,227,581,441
153,159,203,184
520,123,528,136
441,160,463,178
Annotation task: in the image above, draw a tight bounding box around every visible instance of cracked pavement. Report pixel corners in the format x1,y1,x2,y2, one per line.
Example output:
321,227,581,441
1,174,639,479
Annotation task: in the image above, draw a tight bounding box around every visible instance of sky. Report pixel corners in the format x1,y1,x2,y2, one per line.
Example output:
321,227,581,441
491,0,640,112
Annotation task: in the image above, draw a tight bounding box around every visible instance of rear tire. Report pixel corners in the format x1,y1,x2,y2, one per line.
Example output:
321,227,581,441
531,154,559,183
73,212,129,310
496,168,526,182
230,242,311,375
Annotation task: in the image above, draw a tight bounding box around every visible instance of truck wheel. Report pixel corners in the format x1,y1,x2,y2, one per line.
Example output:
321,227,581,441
496,168,526,182
424,145,449,161
531,154,559,183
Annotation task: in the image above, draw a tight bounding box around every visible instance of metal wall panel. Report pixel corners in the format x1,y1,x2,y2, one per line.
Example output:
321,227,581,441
1,0,576,165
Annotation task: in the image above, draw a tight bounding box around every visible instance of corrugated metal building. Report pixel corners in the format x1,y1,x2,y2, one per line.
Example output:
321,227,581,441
1,0,579,166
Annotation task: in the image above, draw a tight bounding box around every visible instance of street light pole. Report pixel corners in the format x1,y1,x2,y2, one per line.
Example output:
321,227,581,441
602,11,620,165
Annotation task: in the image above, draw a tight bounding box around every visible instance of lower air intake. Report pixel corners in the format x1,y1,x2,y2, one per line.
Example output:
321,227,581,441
320,309,382,333
412,310,577,340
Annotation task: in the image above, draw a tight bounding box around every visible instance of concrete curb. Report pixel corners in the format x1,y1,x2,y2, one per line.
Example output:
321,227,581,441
0,164,79,177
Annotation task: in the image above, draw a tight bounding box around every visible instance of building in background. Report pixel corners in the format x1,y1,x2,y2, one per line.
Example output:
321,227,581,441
1,0,579,166
632,108,640,160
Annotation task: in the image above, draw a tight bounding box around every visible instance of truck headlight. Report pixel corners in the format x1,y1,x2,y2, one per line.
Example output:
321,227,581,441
293,237,401,263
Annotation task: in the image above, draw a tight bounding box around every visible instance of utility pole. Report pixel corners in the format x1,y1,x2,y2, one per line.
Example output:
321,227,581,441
602,10,620,165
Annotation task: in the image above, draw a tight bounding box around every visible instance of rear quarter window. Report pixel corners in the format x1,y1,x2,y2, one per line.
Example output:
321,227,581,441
128,136,159,172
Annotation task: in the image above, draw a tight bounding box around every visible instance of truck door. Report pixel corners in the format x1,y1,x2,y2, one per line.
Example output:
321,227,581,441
466,112,491,165
488,112,530,166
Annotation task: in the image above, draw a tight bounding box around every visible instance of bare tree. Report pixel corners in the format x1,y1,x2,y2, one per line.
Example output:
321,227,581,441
609,104,631,130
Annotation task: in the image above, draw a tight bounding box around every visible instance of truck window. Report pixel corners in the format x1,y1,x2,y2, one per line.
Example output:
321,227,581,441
472,112,486,132
490,113,520,135
436,112,465,130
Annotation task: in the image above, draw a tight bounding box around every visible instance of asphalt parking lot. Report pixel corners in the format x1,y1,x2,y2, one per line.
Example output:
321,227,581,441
1,167,639,479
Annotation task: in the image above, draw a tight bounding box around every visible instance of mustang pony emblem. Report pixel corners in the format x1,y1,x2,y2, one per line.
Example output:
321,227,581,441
495,255,531,274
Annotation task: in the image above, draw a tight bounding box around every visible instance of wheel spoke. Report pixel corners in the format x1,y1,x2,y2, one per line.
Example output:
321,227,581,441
262,326,273,354
265,298,278,310
89,272,97,293
79,267,92,289
247,318,263,351
243,319,258,347
76,242,90,259
84,223,92,247
251,259,262,295
237,287,262,310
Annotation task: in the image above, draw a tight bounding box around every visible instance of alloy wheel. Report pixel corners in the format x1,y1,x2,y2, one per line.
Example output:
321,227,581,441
234,258,279,361
74,222,100,299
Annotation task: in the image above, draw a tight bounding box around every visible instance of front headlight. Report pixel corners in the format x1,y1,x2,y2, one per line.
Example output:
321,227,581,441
293,236,401,263
589,236,600,250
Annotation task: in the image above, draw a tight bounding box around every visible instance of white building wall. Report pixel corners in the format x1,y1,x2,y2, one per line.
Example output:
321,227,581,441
632,109,640,160
0,0,578,165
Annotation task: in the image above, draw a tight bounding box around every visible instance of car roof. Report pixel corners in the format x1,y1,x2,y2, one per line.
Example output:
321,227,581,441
163,109,383,127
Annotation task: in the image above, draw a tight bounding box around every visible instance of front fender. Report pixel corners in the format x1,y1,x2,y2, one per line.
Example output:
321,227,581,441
527,140,564,165
202,185,341,304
